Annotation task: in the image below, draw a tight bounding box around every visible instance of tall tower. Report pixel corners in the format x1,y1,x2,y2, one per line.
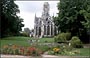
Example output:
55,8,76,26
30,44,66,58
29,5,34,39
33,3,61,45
42,2,50,18
34,2,57,38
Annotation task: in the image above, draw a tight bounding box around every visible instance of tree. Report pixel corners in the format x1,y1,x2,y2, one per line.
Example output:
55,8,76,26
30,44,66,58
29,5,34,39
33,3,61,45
54,0,90,43
1,0,24,38
24,28,30,36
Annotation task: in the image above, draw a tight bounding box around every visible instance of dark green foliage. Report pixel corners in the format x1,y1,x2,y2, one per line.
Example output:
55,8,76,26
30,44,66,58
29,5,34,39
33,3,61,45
70,36,83,48
54,0,90,43
24,28,30,37
20,32,30,37
65,32,71,40
1,0,24,38
54,32,71,43
54,33,66,43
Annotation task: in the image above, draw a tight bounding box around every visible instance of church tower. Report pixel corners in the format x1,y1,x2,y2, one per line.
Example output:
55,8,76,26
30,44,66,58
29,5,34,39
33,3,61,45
42,2,50,19
34,2,58,38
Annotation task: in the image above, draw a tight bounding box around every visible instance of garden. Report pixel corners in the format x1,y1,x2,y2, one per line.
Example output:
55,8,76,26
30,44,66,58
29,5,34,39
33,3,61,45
0,35,90,57
1,0,90,57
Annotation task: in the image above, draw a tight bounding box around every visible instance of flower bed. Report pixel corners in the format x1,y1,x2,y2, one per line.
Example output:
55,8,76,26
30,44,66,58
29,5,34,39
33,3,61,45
1,44,43,56
47,45,81,56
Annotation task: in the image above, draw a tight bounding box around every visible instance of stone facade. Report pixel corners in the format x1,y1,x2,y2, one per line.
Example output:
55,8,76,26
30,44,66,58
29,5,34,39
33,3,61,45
34,2,58,38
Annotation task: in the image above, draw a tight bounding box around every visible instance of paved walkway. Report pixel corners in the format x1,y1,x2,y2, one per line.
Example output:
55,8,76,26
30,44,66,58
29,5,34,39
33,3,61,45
1,54,90,58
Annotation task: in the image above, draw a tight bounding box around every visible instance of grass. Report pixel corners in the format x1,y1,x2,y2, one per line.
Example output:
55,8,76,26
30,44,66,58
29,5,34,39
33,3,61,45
74,48,90,56
39,38,54,43
61,48,90,56
67,48,90,56
0,36,31,47
0,36,54,47
0,36,89,56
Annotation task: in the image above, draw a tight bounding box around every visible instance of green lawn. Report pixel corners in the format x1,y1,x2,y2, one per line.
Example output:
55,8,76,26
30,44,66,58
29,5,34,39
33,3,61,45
0,36,54,47
74,48,90,56
39,38,54,43
1,36,31,47
67,48,90,56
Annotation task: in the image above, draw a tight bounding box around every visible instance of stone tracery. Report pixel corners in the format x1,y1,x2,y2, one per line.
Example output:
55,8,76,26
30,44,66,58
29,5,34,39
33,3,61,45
34,2,58,38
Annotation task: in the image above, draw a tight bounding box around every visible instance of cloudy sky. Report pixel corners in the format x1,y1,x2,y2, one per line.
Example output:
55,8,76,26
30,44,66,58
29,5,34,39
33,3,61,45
15,1,59,30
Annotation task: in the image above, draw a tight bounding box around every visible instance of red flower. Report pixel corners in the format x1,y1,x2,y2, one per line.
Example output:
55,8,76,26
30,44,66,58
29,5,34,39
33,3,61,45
20,48,24,52
28,47,36,52
20,47,25,55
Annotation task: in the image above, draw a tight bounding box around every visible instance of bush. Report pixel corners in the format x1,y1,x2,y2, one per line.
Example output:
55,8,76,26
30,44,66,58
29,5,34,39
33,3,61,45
70,36,83,48
54,33,66,43
54,32,71,43
65,32,71,40
20,32,29,37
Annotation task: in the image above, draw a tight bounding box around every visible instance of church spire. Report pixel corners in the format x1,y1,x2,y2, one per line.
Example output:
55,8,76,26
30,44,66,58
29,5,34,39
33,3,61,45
35,13,36,18
34,13,37,23
43,2,50,17
35,13,37,19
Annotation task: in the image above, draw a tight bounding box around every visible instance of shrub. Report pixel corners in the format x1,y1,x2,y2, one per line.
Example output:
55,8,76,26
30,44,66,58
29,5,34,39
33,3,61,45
70,36,83,48
65,32,71,40
54,32,71,43
20,32,29,37
54,33,66,43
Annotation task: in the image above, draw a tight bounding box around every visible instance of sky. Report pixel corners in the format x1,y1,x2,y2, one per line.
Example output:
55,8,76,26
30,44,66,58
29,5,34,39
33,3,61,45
15,1,59,31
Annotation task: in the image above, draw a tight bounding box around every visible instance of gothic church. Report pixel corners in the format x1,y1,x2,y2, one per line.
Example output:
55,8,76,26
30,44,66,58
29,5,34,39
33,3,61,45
34,2,58,38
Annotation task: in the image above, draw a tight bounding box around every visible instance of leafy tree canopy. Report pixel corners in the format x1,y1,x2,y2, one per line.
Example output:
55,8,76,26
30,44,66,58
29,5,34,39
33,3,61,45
1,0,24,38
54,0,90,43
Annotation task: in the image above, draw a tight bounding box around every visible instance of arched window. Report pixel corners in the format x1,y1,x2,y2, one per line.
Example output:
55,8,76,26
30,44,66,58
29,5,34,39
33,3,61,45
47,25,50,35
48,21,49,23
39,27,41,35
40,21,41,25
46,18,48,21
44,25,46,35
36,27,37,35
48,21,50,24
51,25,53,35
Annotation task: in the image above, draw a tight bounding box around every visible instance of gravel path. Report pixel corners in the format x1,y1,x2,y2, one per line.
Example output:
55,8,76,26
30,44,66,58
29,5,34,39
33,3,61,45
1,54,90,58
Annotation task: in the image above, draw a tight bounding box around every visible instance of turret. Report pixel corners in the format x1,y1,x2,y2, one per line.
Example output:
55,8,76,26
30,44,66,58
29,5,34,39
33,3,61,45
42,2,50,18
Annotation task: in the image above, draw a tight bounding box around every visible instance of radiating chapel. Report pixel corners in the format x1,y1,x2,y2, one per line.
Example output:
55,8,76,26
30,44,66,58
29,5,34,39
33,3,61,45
34,2,58,38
